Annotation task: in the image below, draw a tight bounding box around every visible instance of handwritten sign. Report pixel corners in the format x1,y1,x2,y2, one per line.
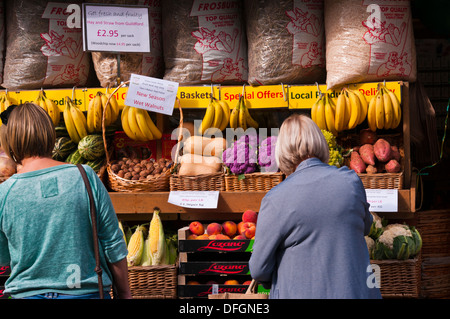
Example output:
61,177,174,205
168,191,220,209
82,4,150,52
365,189,398,212
125,74,179,116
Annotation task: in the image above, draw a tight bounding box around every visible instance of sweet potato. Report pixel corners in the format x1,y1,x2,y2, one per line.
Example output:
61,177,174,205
373,138,392,162
385,159,401,173
349,151,366,173
359,129,377,145
366,165,377,174
359,144,376,165
391,145,401,162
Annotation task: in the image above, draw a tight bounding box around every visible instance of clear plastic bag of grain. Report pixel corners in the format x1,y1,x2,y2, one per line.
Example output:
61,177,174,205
162,0,248,85
89,0,164,87
244,0,326,86
2,0,89,90
324,0,417,90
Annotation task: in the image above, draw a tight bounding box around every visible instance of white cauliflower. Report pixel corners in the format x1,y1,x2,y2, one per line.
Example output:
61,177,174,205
371,212,383,229
365,236,375,258
377,224,412,249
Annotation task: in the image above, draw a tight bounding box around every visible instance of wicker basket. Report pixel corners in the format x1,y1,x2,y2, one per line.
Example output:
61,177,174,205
106,164,171,192
126,265,178,299
357,172,404,189
170,172,225,191
224,172,284,192
371,256,421,298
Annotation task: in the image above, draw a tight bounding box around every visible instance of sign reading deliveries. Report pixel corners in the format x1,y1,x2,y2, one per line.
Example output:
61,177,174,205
82,4,150,53
125,74,179,116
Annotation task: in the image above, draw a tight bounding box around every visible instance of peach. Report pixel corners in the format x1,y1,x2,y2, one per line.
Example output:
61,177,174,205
224,279,240,285
242,210,258,223
237,221,246,235
242,280,252,285
206,222,222,236
240,222,256,239
222,221,237,237
233,234,246,240
187,234,198,240
215,234,230,240
196,234,209,240
208,234,217,239
189,221,204,236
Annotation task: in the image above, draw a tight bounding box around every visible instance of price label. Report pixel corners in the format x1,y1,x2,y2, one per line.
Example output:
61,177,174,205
365,189,398,212
168,191,220,209
82,4,150,53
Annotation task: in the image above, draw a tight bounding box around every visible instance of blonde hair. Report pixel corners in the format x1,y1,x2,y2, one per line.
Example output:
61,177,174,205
275,114,329,175
0,103,56,164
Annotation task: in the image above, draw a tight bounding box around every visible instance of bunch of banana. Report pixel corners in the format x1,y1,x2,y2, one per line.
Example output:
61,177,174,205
0,92,15,113
33,90,61,126
334,87,368,132
198,97,231,134
229,95,258,131
63,97,88,143
311,93,338,136
121,105,162,141
87,91,120,133
367,84,402,131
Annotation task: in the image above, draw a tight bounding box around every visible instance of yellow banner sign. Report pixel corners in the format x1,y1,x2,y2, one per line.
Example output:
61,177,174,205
288,81,402,109
176,86,219,108
220,85,288,109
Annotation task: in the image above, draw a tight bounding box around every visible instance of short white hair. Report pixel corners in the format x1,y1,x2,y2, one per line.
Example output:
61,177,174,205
275,114,329,175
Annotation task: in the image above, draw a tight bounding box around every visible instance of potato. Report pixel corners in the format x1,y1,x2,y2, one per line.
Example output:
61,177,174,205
373,139,392,162
359,144,375,165
391,146,401,162
385,159,401,173
366,165,377,174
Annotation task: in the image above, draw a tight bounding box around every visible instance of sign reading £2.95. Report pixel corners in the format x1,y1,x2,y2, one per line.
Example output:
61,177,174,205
82,4,150,53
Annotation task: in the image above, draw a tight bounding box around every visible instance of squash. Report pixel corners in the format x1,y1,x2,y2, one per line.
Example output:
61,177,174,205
178,154,222,176
182,136,227,157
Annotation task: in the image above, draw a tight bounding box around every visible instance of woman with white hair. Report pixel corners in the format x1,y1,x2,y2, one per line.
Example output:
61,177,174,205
249,114,381,299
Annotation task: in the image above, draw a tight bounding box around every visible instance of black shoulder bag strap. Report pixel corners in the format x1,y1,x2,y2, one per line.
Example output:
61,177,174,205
76,164,104,299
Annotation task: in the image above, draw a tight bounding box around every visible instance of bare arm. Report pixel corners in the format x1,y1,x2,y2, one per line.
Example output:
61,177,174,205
108,258,132,299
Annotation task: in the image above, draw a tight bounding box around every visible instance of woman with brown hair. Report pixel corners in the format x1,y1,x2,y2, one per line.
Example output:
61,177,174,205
0,103,131,299
249,114,381,299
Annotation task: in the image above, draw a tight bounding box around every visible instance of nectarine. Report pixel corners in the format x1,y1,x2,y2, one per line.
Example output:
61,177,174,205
242,210,258,223
189,221,204,236
240,222,256,239
222,221,237,237
206,222,222,235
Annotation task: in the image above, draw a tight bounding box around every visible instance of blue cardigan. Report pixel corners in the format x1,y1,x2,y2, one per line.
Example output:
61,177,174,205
249,158,382,299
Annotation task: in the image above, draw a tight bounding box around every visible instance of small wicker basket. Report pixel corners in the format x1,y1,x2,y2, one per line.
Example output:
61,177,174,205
224,172,284,192
170,172,225,191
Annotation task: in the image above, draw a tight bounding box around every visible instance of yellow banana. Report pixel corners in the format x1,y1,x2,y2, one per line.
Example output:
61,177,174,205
0,92,15,113
367,95,377,132
243,100,259,129
315,95,327,130
334,92,346,132
347,89,361,130
218,99,230,131
45,96,61,126
100,93,110,127
70,101,88,140
386,88,401,129
63,97,81,143
324,94,337,136
310,98,319,124
199,99,215,135
143,110,162,140
375,91,385,130
353,89,368,125
343,91,352,130
381,87,394,129
229,97,240,130
86,96,96,133
121,105,136,140
135,108,153,141
0,93,6,113
107,93,120,123
238,98,247,131
93,92,103,132
128,106,147,141
211,99,222,129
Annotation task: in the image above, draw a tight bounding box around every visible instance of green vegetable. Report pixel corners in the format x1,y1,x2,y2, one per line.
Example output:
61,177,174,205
78,135,105,160
52,137,77,161
373,223,422,260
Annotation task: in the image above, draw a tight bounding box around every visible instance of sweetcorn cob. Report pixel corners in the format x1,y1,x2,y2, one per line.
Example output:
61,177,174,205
149,208,166,265
140,238,152,266
126,225,146,267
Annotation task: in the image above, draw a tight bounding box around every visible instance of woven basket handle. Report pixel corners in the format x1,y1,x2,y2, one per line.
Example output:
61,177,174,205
245,279,259,295
172,98,183,173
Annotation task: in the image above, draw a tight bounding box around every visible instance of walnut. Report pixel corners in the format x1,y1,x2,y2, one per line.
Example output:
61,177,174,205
117,170,124,178
124,172,132,180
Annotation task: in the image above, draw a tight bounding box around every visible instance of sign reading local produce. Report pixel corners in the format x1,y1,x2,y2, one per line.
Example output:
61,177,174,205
82,4,150,52
125,74,179,116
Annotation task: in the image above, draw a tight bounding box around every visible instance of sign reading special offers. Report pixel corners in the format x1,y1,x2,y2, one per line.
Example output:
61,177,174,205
82,4,150,53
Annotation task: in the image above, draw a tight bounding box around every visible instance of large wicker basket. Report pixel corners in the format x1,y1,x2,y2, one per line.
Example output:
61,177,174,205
224,172,284,192
170,172,225,191
357,172,404,189
371,256,421,298
126,265,178,299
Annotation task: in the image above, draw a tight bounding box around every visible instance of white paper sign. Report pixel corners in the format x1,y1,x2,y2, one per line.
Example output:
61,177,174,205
125,74,179,116
365,189,398,212
82,4,150,52
168,191,220,209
